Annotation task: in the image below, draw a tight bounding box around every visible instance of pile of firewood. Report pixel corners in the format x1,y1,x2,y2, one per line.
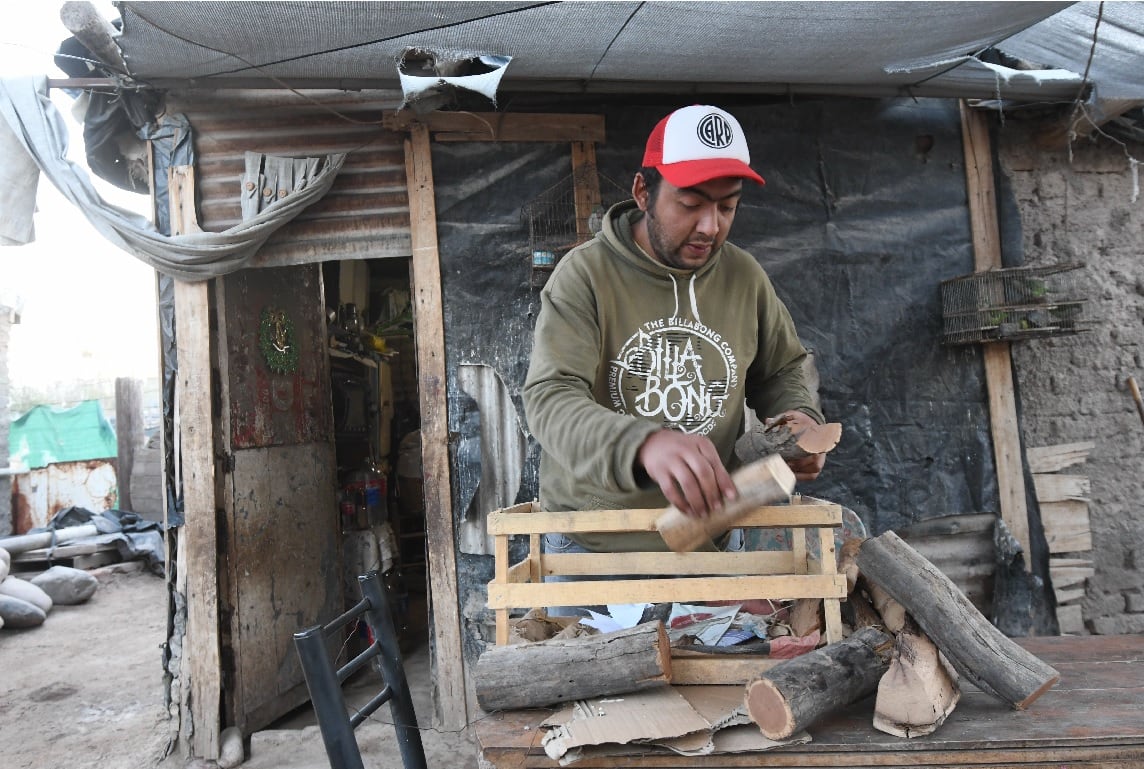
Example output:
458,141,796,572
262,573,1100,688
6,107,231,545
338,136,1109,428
474,531,1061,747
745,531,1060,739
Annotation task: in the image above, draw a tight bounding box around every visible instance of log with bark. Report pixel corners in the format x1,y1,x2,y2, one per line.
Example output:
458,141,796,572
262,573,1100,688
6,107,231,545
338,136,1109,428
745,626,893,740
474,620,672,711
856,531,1060,709
873,620,960,738
736,416,842,463
656,454,795,553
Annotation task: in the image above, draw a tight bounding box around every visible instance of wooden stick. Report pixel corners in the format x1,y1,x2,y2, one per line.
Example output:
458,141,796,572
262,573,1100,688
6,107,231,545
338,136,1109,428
474,621,671,711
1129,376,1144,429
856,531,1060,709
656,454,795,553
745,626,893,740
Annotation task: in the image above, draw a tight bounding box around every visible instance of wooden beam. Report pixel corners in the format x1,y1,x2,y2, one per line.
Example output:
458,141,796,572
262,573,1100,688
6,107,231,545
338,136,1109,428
403,124,468,729
1034,99,1144,151
384,111,606,143
960,102,1033,566
570,141,602,243
170,166,221,760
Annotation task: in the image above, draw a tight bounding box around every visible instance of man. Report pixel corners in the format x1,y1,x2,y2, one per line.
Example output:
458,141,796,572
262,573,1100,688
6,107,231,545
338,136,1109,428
523,104,825,559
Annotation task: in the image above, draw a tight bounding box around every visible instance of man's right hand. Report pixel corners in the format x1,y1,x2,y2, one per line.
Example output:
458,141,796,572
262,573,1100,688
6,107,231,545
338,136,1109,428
637,430,738,518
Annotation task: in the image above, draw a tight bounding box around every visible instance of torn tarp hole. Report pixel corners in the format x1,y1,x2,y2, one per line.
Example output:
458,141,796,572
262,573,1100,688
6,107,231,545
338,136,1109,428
396,46,511,113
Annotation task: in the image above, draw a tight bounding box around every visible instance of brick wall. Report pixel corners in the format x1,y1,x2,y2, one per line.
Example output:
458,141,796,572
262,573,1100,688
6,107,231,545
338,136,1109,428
998,121,1144,634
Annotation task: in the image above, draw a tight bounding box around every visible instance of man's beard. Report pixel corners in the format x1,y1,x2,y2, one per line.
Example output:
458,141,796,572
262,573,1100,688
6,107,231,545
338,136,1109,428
646,209,714,270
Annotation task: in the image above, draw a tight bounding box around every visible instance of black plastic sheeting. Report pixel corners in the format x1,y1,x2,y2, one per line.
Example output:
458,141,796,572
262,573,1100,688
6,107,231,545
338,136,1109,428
433,96,1052,662
31,506,165,575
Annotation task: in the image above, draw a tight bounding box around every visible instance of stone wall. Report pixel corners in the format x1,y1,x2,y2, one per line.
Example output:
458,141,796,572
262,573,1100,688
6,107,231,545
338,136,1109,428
998,120,1144,635
0,305,11,536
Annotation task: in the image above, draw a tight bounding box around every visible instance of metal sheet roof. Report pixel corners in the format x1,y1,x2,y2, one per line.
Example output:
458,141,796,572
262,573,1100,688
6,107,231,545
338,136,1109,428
105,1,1142,112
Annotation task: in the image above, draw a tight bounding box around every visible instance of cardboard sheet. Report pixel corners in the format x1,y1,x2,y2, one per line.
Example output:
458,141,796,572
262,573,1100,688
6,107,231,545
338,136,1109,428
540,684,811,764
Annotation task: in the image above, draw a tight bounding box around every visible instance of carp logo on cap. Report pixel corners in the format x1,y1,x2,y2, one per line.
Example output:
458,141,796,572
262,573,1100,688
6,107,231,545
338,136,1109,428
696,112,735,149
642,104,765,188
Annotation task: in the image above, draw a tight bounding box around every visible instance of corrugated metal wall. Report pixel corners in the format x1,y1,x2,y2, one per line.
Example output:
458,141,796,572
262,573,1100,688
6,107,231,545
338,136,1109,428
165,89,412,266
10,460,119,534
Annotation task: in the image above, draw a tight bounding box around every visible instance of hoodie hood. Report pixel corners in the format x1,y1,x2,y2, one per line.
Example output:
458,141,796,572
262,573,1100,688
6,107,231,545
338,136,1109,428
599,199,726,282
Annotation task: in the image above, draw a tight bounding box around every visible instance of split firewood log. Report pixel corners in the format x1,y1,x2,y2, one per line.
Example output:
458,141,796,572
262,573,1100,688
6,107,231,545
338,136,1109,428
873,619,961,738
864,580,907,633
837,536,865,594
736,415,842,463
745,626,893,740
474,620,671,711
788,597,823,638
656,454,795,553
857,531,1060,709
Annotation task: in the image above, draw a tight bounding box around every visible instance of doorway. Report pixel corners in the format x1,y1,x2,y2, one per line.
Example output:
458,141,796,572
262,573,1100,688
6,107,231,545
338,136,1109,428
321,257,428,649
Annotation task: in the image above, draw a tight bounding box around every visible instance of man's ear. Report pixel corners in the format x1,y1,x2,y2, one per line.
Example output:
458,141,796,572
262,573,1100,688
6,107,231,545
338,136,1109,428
632,173,650,212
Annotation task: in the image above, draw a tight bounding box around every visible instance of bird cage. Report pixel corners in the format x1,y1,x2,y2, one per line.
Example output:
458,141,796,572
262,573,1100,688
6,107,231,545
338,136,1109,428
521,169,628,287
940,263,1089,345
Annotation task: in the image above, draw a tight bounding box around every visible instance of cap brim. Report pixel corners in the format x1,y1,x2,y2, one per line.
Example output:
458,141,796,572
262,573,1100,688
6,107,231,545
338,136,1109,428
658,158,765,188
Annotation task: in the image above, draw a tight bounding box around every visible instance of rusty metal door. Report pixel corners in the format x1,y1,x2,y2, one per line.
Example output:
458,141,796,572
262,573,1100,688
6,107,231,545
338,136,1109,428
215,263,340,733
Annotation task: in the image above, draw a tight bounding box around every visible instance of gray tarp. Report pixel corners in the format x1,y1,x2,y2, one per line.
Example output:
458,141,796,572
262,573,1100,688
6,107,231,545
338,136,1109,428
0,76,345,281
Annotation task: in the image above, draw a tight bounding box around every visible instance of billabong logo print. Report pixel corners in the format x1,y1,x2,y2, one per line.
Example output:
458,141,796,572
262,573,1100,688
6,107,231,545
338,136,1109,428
696,113,734,149
609,317,739,434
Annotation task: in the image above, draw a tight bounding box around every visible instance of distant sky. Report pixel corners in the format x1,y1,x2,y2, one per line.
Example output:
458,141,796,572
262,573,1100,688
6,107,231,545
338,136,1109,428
1,2,160,392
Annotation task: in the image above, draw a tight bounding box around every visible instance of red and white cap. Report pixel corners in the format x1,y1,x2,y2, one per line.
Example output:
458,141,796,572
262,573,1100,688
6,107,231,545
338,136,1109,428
642,105,765,188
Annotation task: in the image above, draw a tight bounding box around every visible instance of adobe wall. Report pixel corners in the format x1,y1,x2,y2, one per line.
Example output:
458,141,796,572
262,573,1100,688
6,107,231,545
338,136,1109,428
997,120,1144,634
0,305,11,535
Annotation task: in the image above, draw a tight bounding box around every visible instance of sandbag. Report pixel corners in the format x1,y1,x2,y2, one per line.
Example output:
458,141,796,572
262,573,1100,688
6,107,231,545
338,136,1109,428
30,565,100,605
0,594,47,628
0,576,54,614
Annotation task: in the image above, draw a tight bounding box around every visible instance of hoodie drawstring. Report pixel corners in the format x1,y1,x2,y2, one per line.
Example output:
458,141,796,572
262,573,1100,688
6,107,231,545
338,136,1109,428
668,273,702,323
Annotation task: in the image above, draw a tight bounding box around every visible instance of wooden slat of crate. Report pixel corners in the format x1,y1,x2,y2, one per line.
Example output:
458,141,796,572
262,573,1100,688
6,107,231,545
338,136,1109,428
487,573,847,610
539,550,800,577
670,654,782,685
487,503,842,535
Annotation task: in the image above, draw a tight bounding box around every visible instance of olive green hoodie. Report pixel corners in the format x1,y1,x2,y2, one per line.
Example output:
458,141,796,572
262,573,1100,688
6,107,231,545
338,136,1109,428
523,200,822,551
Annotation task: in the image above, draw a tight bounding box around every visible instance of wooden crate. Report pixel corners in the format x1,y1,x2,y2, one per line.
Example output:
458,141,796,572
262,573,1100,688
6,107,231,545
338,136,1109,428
485,498,846,684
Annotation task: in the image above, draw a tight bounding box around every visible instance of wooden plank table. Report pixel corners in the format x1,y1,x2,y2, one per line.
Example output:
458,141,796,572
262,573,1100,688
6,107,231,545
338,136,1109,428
475,634,1144,767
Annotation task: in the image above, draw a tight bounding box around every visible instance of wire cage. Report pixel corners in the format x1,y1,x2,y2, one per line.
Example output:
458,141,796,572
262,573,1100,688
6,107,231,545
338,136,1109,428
521,169,629,287
940,263,1089,345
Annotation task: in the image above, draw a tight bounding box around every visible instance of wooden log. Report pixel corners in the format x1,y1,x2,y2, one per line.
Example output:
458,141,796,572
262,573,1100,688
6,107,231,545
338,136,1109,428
745,626,893,740
857,531,1060,709
656,454,795,553
736,419,843,462
873,621,960,738
474,621,672,712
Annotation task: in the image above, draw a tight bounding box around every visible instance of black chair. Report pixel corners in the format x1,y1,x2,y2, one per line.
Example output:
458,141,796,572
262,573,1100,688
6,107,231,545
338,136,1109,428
293,571,427,769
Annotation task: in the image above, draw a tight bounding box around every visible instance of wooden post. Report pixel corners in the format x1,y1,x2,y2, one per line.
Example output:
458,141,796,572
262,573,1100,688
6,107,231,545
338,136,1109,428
403,123,468,729
114,377,142,512
960,101,1033,565
169,165,221,759
570,141,601,243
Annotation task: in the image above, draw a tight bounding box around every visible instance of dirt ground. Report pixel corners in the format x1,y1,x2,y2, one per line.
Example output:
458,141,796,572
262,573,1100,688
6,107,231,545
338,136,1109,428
0,561,480,769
